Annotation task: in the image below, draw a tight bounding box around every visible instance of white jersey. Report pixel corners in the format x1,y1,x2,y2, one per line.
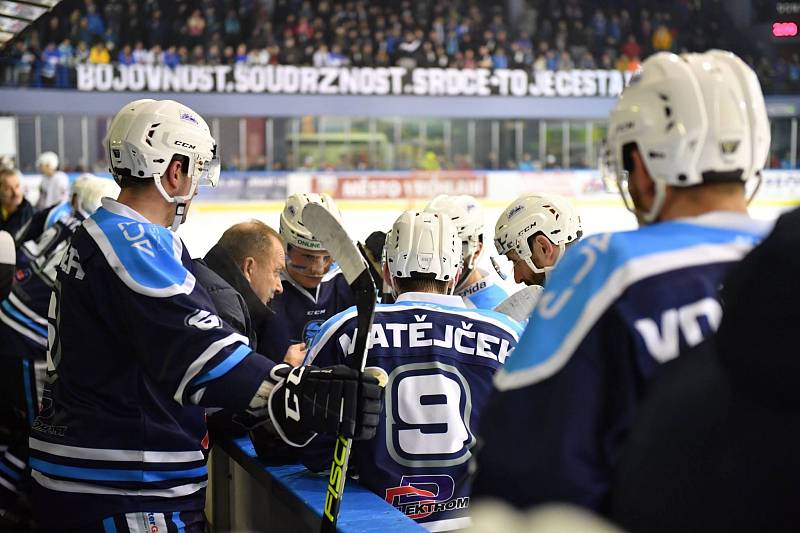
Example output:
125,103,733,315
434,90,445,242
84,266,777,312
456,267,510,310
36,171,69,210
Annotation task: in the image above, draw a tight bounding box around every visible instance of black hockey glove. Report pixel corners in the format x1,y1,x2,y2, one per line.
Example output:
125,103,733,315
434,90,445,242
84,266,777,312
268,364,383,447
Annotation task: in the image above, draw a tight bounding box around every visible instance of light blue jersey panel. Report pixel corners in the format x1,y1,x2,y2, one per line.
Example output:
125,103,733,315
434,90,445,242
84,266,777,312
497,217,767,389
84,207,195,298
465,282,509,310
44,202,72,230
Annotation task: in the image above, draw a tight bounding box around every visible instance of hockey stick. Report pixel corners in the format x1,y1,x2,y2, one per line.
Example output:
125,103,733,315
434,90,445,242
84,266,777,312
301,203,377,533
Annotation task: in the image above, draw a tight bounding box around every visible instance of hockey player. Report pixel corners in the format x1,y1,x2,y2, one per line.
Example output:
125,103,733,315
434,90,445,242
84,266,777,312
261,193,355,362
0,174,117,527
302,210,523,531
473,50,773,513
34,152,69,211
425,194,509,310
28,99,382,532
493,194,583,288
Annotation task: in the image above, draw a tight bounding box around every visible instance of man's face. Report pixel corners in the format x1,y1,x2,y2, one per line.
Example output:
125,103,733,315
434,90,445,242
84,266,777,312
286,245,333,289
38,163,55,177
249,236,285,305
0,174,23,210
507,249,547,287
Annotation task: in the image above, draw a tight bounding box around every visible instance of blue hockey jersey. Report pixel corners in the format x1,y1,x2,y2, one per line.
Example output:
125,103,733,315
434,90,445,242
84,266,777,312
455,267,509,310
29,199,275,530
260,268,355,361
0,202,79,359
472,212,772,512
304,292,523,531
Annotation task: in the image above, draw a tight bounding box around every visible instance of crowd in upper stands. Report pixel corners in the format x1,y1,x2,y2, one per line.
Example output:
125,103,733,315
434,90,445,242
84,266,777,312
1,0,798,94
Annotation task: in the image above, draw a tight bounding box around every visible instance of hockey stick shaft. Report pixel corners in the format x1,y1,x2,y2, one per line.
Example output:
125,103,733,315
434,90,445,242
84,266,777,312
320,269,376,533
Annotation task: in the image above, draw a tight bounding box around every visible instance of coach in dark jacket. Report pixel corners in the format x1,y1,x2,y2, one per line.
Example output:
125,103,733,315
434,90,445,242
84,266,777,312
193,220,285,351
611,207,800,533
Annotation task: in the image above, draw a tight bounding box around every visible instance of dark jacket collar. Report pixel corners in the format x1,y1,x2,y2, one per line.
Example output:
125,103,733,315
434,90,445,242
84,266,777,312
203,243,270,338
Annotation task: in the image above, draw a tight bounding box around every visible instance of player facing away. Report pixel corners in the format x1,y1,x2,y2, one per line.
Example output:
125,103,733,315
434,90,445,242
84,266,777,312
261,193,356,362
28,99,381,532
424,195,509,310
472,50,773,513
0,175,118,527
303,210,523,531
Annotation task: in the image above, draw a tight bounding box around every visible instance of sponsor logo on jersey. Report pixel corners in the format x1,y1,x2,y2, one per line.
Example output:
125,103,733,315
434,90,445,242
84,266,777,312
185,309,223,330
457,279,487,296
15,268,31,282
303,319,324,345
385,475,468,520
147,512,160,533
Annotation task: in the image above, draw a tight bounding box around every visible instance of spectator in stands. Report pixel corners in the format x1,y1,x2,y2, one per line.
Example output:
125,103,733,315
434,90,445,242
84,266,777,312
86,3,105,39
0,169,33,236
88,39,109,64
118,44,134,66
57,38,74,88
187,9,206,48
622,35,641,61
40,42,59,87
652,23,673,51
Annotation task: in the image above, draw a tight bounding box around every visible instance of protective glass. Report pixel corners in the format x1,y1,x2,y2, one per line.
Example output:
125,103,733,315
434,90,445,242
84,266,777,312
197,148,221,187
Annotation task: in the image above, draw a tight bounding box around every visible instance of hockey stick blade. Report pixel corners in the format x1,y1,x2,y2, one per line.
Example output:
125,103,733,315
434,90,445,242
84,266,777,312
493,285,544,322
301,202,377,533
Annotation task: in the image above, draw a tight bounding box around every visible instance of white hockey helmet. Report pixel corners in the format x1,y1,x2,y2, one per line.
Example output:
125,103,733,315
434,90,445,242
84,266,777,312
603,50,770,223
37,151,59,172
384,210,461,284
424,194,484,270
70,174,120,218
494,194,582,274
105,99,220,230
279,193,342,251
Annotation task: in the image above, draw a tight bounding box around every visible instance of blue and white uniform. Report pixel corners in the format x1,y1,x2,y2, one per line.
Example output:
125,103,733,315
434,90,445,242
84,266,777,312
0,202,80,514
304,292,522,531
455,267,509,310
29,199,274,531
260,268,355,361
473,212,772,512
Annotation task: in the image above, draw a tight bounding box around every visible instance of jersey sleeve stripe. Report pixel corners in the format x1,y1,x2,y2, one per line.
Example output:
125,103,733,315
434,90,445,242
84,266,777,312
29,459,207,483
494,240,754,392
304,308,359,365
31,471,206,498
28,438,205,463
9,292,48,326
174,333,249,405
189,344,252,387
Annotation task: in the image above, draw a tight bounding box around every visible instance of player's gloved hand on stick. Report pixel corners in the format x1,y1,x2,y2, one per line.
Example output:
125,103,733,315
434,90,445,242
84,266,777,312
266,363,383,446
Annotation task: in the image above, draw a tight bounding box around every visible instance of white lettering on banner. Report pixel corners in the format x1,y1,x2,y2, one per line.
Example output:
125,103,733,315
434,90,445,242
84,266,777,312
337,322,512,361
75,65,632,97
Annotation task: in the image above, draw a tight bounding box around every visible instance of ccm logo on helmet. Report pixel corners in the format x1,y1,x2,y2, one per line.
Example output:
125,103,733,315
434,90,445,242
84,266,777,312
174,140,197,150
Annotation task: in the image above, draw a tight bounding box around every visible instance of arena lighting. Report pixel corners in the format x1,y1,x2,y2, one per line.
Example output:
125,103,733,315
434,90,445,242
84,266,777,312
0,0,61,49
772,21,799,37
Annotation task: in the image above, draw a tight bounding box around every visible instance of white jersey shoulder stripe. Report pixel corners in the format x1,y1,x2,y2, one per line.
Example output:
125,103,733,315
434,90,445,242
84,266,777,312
9,292,47,326
494,240,753,391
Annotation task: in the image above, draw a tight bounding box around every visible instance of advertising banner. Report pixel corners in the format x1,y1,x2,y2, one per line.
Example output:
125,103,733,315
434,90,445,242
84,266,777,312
311,171,487,199
76,64,632,98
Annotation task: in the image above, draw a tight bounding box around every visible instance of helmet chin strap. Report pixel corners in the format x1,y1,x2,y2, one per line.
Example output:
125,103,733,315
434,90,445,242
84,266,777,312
639,180,668,225
152,172,199,233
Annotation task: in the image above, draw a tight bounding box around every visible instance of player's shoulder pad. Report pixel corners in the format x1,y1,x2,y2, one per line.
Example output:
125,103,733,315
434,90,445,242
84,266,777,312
83,206,195,298
304,304,359,364
494,221,764,392
44,202,72,231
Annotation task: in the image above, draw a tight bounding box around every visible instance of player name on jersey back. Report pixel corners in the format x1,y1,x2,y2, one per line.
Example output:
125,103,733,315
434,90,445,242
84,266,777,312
337,316,514,363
